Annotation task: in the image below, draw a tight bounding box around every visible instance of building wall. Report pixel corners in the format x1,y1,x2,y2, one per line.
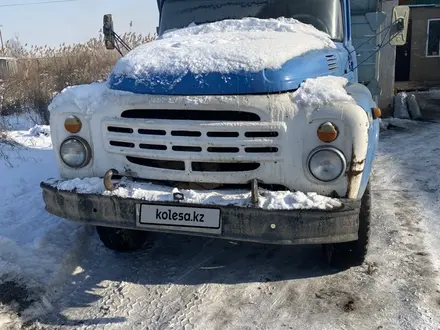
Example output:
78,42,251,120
409,7,440,81
378,0,398,112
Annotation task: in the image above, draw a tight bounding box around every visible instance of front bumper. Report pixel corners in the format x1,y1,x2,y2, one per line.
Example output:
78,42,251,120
40,182,361,245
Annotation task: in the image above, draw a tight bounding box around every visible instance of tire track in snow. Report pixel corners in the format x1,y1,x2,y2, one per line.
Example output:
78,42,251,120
130,238,220,329
140,239,244,329
166,284,209,330
162,243,265,329
41,236,229,330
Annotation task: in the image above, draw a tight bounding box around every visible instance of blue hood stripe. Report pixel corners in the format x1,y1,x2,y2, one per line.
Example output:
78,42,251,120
108,50,340,95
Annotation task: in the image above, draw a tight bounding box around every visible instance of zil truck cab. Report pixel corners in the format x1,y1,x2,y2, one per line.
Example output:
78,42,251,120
41,0,409,266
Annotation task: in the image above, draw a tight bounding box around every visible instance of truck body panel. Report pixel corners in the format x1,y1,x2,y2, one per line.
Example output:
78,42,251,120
49,83,370,199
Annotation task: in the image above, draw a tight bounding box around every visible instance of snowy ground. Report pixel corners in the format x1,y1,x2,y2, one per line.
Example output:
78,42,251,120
1,116,440,329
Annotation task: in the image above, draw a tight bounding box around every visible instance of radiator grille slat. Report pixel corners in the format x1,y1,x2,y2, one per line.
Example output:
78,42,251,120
121,109,261,121
192,162,260,172
126,156,185,171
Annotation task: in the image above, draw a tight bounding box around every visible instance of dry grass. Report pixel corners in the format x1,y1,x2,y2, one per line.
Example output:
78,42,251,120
0,32,155,124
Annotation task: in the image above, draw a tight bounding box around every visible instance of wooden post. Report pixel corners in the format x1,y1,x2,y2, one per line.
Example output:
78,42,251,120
0,26,4,55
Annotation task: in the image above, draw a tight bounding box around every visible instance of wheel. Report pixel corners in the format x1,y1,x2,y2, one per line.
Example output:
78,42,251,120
96,226,148,252
324,181,371,268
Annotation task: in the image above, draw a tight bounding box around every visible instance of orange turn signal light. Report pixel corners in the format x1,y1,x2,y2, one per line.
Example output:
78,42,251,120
64,115,82,133
317,122,338,143
373,107,382,119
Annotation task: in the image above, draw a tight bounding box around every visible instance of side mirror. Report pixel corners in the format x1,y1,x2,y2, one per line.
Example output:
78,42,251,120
103,14,116,50
390,5,410,46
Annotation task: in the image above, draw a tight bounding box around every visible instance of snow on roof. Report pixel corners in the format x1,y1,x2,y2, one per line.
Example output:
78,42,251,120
110,17,337,81
291,76,354,107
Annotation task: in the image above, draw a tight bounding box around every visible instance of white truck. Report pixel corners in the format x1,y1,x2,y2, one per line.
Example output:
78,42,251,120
40,0,409,267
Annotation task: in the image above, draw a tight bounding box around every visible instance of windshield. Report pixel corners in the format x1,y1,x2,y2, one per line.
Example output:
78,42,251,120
158,0,344,41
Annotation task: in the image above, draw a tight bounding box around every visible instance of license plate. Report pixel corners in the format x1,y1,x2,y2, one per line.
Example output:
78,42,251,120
138,204,221,232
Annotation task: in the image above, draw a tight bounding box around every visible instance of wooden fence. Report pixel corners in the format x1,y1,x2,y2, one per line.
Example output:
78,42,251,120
0,57,18,78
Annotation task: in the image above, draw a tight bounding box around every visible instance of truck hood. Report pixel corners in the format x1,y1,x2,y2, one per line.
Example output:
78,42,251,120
108,18,341,95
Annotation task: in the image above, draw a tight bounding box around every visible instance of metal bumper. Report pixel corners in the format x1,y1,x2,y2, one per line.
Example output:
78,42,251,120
40,182,361,245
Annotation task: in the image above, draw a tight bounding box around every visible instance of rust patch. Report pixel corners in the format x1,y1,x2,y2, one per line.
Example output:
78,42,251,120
350,170,363,176
346,145,365,198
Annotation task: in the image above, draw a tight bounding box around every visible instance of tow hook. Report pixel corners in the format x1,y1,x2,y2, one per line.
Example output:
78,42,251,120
173,192,185,201
104,169,119,191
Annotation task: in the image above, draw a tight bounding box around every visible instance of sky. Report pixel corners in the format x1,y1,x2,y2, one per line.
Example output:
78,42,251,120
0,0,159,48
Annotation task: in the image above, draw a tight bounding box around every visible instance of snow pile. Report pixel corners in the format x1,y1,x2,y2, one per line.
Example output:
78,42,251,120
393,92,410,119
56,177,104,194
48,82,133,117
0,126,87,325
54,177,342,210
26,125,50,137
379,117,420,131
110,17,336,81
291,76,354,107
47,82,239,118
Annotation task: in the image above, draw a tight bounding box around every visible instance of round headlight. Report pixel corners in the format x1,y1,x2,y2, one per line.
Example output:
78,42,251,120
60,137,91,168
307,147,346,182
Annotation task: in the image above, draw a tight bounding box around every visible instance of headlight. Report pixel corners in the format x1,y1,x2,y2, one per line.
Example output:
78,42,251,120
60,137,91,168
307,147,346,182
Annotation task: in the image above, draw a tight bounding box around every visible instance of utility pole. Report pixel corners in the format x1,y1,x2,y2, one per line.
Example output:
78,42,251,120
0,25,4,56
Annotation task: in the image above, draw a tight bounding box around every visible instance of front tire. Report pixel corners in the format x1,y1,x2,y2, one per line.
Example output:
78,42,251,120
325,181,371,267
96,226,148,252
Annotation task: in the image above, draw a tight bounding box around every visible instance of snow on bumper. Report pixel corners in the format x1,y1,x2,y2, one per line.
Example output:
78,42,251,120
40,178,361,245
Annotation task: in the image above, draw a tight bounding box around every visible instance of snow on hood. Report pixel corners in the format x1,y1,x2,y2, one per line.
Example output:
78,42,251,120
291,76,355,107
48,82,107,115
110,18,337,82
47,76,354,118
48,82,133,117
